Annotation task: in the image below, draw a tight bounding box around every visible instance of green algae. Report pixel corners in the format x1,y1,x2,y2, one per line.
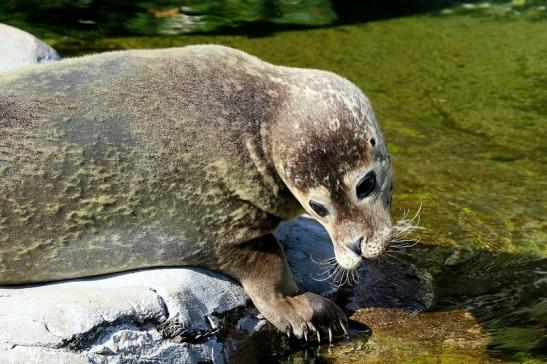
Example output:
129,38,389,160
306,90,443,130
9,7,547,363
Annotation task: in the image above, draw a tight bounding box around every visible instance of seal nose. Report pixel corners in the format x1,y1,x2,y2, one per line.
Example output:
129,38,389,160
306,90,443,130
348,236,364,256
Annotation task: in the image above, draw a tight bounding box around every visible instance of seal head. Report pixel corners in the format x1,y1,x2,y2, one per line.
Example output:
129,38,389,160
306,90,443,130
271,69,393,270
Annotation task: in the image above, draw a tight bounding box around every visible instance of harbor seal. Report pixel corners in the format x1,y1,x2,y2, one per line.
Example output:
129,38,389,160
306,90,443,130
0,45,393,340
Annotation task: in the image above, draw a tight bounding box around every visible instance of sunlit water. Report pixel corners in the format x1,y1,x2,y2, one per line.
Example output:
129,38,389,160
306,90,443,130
4,1,546,362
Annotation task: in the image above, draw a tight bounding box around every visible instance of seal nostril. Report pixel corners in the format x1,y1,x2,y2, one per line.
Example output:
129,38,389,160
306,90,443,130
355,237,364,255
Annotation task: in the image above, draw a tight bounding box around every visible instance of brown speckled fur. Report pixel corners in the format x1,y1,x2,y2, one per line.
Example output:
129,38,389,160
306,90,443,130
0,45,392,339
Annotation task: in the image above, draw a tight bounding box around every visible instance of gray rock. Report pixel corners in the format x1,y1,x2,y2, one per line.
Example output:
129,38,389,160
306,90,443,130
0,268,247,363
277,215,340,296
0,23,61,74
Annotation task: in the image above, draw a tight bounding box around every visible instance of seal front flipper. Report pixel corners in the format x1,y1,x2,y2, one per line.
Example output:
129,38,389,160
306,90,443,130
217,234,348,341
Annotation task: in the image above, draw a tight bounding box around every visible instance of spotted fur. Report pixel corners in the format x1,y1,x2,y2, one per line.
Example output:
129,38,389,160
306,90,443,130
0,45,392,339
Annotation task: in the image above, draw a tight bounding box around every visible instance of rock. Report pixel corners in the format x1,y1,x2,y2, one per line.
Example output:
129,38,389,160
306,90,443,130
345,255,434,312
0,216,435,363
277,215,341,296
0,268,247,363
0,23,61,74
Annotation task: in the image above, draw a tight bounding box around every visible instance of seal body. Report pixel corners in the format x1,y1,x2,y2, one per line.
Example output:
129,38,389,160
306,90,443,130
0,45,392,339
0,45,303,282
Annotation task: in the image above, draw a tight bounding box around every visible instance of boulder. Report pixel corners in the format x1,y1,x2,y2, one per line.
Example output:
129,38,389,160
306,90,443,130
0,23,61,74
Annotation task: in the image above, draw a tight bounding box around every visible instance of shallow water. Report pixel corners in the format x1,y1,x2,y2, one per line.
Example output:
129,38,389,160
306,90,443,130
5,2,547,362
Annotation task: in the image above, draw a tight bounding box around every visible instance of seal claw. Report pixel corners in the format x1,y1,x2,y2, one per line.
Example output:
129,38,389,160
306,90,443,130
307,322,319,343
340,318,348,336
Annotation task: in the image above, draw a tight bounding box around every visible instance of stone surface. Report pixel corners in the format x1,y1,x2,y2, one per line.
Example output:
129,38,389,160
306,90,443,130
0,23,60,73
0,268,247,363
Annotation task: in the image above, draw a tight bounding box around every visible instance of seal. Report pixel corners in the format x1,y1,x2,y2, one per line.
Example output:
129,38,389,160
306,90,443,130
0,45,393,340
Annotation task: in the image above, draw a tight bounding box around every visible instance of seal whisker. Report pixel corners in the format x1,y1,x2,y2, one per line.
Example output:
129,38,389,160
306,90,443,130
342,269,350,287
314,265,338,277
332,266,346,288
387,202,423,253
315,261,338,269
312,264,341,282
350,268,360,285
310,255,337,266
389,239,419,247
348,270,355,286
313,258,338,273
381,254,399,264
389,236,415,243
393,202,422,231
345,270,352,286
342,269,351,287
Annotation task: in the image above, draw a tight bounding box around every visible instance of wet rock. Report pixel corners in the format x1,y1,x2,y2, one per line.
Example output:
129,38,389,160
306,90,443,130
280,308,499,363
345,255,434,312
0,23,61,74
277,215,342,296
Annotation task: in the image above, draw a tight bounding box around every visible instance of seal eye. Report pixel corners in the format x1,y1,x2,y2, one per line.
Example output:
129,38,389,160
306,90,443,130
309,200,329,217
356,171,376,199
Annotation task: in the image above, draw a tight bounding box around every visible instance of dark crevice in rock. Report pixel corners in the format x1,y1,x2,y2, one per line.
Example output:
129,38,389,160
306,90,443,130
57,289,250,353
60,317,159,352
